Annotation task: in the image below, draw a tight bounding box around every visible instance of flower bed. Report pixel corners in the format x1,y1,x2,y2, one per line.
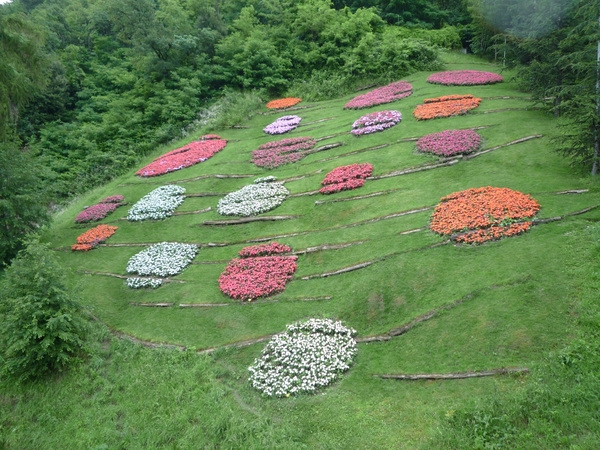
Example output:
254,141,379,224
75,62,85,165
263,115,301,135
252,137,316,169
413,95,481,120
430,187,540,244
75,203,120,223
136,138,227,177
217,177,289,216
72,224,118,251
248,318,357,397
238,242,291,258
427,70,503,86
351,110,401,136
344,81,412,109
416,129,482,157
266,98,302,109
126,242,198,288
100,195,124,204
320,163,373,194
127,185,186,221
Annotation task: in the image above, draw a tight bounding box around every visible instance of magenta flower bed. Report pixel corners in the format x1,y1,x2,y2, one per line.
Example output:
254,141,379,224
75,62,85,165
100,195,124,204
136,138,227,177
75,203,120,223
320,163,373,194
344,81,412,109
263,115,302,135
351,110,401,136
219,242,297,301
416,129,482,157
252,137,316,168
427,70,503,86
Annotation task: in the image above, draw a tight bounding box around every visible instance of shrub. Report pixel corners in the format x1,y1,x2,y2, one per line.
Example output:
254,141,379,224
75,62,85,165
344,81,412,109
351,110,402,136
320,163,373,194
416,129,482,157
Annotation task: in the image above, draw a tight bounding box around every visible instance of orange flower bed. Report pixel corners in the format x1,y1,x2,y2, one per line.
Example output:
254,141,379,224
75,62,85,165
72,224,118,251
266,97,302,109
414,94,481,120
430,187,540,244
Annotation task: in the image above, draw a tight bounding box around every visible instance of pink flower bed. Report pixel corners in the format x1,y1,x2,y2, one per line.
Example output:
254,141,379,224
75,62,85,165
344,81,413,109
351,110,401,136
263,115,302,135
252,137,316,168
416,129,482,157
136,138,227,177
219,242,297,301
75,203,120,223
427,70,503,86
99,195,124,204
320,163,373,194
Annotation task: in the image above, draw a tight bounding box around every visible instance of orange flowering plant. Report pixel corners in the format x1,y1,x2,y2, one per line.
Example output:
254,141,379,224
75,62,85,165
266,98,302,109
72,224,118,251
430,187,540,244
413,94,481,120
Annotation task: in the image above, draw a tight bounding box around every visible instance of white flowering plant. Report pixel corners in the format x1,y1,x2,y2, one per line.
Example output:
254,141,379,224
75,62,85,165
126,278,163,289
248,318,357,397
127,185,186,221
216,178,289,216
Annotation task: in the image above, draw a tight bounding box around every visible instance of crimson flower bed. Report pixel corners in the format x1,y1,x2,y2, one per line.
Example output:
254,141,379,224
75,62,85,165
344,81,412,109
136,137,227,177
219,242,297,301
427,70,503,86
252,137,316,168
351,110,401,136
430,187,540,244
72,224,118,251
416,129,482,157
75,195,124,223
320,163,373,194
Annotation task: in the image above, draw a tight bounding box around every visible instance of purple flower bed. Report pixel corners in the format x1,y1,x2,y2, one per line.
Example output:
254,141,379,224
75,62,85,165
252,137,316,168
351,110,402,136
427,70,503,86
263,115,302,135
416,129,482,157
75,203,120,223
344,81,413,109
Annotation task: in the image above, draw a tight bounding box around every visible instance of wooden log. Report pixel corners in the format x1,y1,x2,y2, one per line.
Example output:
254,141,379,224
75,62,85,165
202,215,300,225
172,207,212,216
556,189,589,194
292,241,367,255
317,144,389,162
130,302,173,307
228,125,250,129
314,188,404,205
301,260,377,280
374,368,529,380
289,190,320,197
464,135,544,159
399,227,426,235
185,193,222,197
315,132,350,142
280,169,323,183
298,117,337,126
305,142,343,154
179,303,230,308
78,271,185,284
368,159,460,180
197,335,275,355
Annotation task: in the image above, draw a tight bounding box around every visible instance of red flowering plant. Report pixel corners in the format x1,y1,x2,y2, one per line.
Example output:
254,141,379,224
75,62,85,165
72,224,118,251
413,95,481,120
319,163,373,194
344,81,412,109
416,129,482,157
430,187,540,244
136,137,227,177
219,242,297,301
266,98,302,109
252,137,316,169
427,70,503,86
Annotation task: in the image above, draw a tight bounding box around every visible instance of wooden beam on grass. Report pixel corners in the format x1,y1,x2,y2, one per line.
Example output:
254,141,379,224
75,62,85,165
130,302,173,307
374,368,529,380
202,215,300,226
464,135,544,159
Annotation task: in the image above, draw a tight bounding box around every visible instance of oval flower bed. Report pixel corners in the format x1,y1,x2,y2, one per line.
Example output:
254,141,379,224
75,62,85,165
351,110,401,136
219,242,296,301
248,318,357,397
430,187,540,244
72,224,118,251
427,70,503,86
217,177,289,216
266,97,302,109
344,81,412,109
263,115,302,135
413,94,481,120
416,129,482,157
74,195,125,223
252,137,316,169
126,242,198,289
136,136,227,177
127,185,186,221
320,163,373,194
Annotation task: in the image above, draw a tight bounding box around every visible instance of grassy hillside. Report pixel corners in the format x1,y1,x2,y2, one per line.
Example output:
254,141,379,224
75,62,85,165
3,52,600,448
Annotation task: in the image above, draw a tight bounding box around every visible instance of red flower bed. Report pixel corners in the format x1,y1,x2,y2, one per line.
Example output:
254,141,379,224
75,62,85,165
136,138,227,177
414,95,481,120
430,187,540,244
238,242,291,258
427,70,503,86
75,202,120,223
320,163,373,194
344,81,412,109
266,98,302,109
72,224,118,251
252,137,316,168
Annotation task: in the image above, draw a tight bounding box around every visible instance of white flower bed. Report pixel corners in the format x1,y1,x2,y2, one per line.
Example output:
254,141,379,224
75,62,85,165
216,177,289,216
248,318,357,397
126,242,198,278
127,185,186,221
126,277,163,289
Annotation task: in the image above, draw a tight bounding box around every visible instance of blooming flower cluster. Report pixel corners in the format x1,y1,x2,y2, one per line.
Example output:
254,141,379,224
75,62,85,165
216,177,289,216
252,137,316,169
344,81,413,109
320,163,373,194
127,185,186,221
75,203,120,223
416,129,482,157
127,278,163,289
263,115,302,135
248,318,357,397
238,242,291,258
72,224,118,251
266,98,302,109
351,110,401,136
126,242,198,288
100,195,125,204
136,139,227,177
427,70,504,86
430,187,540,244
413,95,481,120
